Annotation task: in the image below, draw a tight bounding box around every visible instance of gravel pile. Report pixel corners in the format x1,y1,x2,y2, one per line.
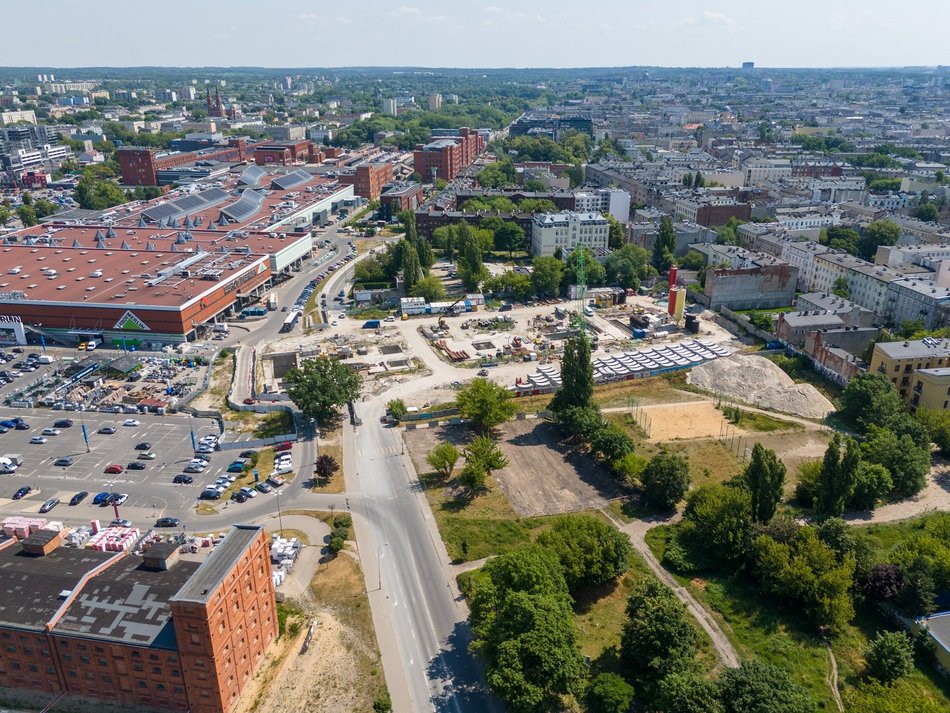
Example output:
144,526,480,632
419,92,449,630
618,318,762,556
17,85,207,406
687,353,834,419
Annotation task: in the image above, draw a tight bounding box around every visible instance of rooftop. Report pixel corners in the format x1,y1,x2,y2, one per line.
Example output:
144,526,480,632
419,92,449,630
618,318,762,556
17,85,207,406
54,554,200,649
916,368,950,379
172,524,262,605
874,338,950,360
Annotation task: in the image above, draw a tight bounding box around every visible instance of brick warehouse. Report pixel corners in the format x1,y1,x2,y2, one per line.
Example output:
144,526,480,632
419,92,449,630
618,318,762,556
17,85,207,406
117,141,251,186
338,162,393,201
0,524,276,713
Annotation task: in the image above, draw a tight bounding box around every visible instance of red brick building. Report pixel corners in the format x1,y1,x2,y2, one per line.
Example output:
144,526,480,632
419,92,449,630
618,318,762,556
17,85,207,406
253,141,319,166
0,525,276,713
338,162,393,201
412,127,484,182
379,182,424,219
117,141,250,186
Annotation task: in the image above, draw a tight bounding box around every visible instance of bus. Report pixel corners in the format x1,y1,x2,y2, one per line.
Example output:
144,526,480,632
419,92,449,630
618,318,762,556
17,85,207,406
279,310,301,333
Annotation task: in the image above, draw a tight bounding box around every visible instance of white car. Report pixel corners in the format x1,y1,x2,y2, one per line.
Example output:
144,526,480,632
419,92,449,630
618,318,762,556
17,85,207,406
41,428,60,436
239,486,258,499
123,419,140,427
30,436,48,444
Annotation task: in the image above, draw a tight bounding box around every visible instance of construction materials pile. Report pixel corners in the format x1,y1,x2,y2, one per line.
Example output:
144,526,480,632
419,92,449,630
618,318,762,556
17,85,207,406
687,353,834,419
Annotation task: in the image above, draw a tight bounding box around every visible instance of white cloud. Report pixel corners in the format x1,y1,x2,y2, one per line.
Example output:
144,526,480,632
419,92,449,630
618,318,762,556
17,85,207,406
483,5,503,13
702,10,734,26
298,13,319,25
390,5,421,16
335,16,352,25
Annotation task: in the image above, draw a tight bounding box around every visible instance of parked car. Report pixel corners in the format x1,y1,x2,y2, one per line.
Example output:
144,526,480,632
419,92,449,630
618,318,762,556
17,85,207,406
39,498,59,513
12,486,31,500
54,456,74,467
199,489,220,500
231,491,248,503
138,451,157,460
98,425,116,435
104,464,125,474
92,491,111,505
123,419,140,427
110,493,129,505
275,441,293,452
172,474,194,484
227,461,246,473
14,422,30,430
110,518,132,528
69,491,88,506
255,482,272,494
239,450,257,459
239,486,258,499
183,464,205,474
127,461,146,470
53,419,73,428
155,517,180,528
29,436,48,444
134,441,151,450
41,428,60,436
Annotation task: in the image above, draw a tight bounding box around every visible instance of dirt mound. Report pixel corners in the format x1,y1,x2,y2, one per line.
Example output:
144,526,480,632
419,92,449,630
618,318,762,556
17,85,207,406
687,354,834,419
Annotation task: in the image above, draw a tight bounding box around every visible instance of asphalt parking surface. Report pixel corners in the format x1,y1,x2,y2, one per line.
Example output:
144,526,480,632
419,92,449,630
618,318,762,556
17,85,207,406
0,409,227,526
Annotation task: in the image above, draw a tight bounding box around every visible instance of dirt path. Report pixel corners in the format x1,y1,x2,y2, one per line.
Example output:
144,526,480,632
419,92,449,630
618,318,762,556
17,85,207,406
604,511,741,669
826,642,844,712
844,467,950,524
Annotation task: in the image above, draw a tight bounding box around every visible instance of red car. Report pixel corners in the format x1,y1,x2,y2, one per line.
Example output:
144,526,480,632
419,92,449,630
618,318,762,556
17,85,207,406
104,464,125,474
275,441,293,452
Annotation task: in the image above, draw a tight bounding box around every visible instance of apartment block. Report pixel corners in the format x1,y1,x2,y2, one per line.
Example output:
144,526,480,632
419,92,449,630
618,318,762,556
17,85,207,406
869,338,950,401
412,127,484,182
338,162,393,201
531,211,609,258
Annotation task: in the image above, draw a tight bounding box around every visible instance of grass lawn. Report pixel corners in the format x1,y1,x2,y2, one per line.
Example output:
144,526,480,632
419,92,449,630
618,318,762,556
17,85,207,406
253,411,294,439
646,523,950,712
312,442,344,493
732,410,805,433
275,528,310,546
418,471,549,562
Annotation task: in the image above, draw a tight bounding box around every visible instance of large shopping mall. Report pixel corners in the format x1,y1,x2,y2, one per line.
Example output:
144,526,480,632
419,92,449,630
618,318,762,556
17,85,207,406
0,165,354,347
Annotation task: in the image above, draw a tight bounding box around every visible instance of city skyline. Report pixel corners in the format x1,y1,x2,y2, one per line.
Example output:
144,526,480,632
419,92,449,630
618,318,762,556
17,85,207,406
2,0,949,69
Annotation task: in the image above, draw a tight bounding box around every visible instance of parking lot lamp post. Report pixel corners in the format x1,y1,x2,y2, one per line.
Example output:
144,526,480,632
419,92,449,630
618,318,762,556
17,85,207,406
275,489,284,534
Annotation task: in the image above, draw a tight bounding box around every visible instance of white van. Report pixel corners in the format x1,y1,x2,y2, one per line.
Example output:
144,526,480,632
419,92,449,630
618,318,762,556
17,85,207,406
85,340,99,351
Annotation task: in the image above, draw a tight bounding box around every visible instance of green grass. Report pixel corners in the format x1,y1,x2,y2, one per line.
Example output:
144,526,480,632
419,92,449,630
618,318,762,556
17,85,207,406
731,410,805,433
253,410,294,438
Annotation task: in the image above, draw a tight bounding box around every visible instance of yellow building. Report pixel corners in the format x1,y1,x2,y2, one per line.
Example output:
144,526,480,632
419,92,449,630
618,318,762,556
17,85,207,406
909,368,950,411
868,338,950,401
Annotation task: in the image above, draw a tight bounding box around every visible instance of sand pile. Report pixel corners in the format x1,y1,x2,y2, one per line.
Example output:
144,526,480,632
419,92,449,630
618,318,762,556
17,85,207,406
687,354,834,419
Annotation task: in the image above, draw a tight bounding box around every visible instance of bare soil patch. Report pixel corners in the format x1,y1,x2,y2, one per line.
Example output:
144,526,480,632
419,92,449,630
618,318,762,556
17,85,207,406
643,401,740,441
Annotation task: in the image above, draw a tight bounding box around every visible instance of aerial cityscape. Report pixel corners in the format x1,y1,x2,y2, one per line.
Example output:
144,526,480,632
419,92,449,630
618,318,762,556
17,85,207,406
2,3,950,713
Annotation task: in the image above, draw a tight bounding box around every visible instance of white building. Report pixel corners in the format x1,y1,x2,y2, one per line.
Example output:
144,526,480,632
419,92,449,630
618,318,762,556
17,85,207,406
780,239,833,292
742,157,792,186
383,98,397,116
574,188,630,222
428,94,442,111
774,208,840,231
531,211,610,258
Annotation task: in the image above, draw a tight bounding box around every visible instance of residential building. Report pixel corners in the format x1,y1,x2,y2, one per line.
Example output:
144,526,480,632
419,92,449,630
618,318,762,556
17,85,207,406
781,240,833,291
0,524,276,713
382,98,397,116
887,277,950,330
117,142,249,186
908,368,950,411
795,292,876,327
803,331,866,384
776,311,846,347
573,188,631,222
774,207,840,231
266,125,307,142
0,110,36,126
379,182,424,220
741,157,792,186
703,262,799,310
531,211,609,258
672,195,751,227
869,338,950,401
412,128,484,182
428,94,442,111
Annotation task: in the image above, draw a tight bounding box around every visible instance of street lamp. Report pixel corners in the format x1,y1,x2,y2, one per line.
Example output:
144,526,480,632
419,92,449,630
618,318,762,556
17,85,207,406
275,488,284,535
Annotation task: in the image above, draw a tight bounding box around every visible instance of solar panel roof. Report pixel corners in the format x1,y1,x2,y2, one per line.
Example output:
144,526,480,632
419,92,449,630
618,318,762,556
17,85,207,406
220,189,265,223
142,187,230,224
270,168,311,190
237,164,267,188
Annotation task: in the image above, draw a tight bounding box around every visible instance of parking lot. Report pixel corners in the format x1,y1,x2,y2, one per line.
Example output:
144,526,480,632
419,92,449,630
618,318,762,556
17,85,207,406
0,409,227,525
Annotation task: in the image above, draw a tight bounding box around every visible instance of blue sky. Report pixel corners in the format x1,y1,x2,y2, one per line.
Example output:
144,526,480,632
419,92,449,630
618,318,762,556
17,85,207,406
4,0,949,68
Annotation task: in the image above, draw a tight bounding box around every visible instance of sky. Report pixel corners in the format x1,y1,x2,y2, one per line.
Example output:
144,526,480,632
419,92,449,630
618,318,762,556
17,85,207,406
4,0,950,69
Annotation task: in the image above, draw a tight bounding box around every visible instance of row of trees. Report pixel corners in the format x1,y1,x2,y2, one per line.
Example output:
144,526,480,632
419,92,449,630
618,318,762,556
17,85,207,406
818,220,901,260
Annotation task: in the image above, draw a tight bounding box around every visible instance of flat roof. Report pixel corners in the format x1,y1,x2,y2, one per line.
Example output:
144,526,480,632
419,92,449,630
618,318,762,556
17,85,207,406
923,612,950,652
0,542,114,632
915,367,950,378
782,313,845,328
874,339,950,360
172,524,262,605
54,555,201,649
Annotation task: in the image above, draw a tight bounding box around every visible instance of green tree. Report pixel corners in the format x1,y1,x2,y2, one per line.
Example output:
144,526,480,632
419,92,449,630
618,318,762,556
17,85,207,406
15,205,37,227
531,256,565,296
858,220,901,260
823,226,861,255
590,422,635,465
683,484,752,564
861,425,930,498
832,277,850,298
457,221,487,291
916,407,950,455
20,192,32,206
605,243,651,289
477,159,518,188
917,202,939,223
741,443,786,523
849,461,893,510
563,246,606,292
652,216,677,272
864,631,914,684
537,514,631,592
494,222,526,257
399,240,421,292
459,461,488,491
656,671,723,713
426,442,459,479
814,435,861,517
586,672,635,713
717,660,816,713
415,235,435,273
464,434,509,479
74,174,128,210
606,213,625,250
840,373,905,430
409,274,446,302
550,335,594,413
314,454,339,482
282,358,363,426
0,207,10,226
620,577,697,683
694,171,704,188
456,378,517,432
386,399,407,420
557,405,604,444
642,451,691,510
32,198,59,219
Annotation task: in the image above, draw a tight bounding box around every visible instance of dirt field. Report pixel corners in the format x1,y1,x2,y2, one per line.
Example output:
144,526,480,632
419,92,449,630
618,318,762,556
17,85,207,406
642,401,741,441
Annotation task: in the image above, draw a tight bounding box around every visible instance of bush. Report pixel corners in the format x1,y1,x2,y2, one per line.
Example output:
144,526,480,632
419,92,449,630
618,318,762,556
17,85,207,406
333,514,352,530
586,672,635,713
642,451,691,511
372,693,392,712
865,631,914,683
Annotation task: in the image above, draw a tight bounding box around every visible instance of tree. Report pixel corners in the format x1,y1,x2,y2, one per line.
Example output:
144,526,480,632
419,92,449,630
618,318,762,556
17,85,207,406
861,425,930,498
563,246,606,292
20,192,32,206
372,693,393,713
400,240,421,292
0,207,10,226
537,514,631,592
915,407,950,455
32,198,59,219
565,163,584,188
426,442,459,479
832,277,850,298
409,274,446,302
456,378,517,432
387,398,407,420
314,454,339,482
652,216,677,272
840,373,905,429
823,226,861,255
457,222,487,291
642,452,691,510
590,422,635,465
864,631,914,684
465,434,508,472
282,357,363,426
606,214,625,250
917,202,939,223
683,484,752,564
586,673,635,713
459,461,488,491
605,243,651,290
849,461,893,510
814,435,860,517
495,222,526,257
557,405,603,444
550,336,594,413
741,443,786,524
620,577,697,683
694,171,705,188
656,671,723,713
717,660,816,713
15,205,37,227
531,256,565,297
858,220,900,260
74,174,128,210
415,235,436,273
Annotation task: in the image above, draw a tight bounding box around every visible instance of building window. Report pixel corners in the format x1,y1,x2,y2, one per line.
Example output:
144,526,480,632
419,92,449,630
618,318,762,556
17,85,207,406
138,680,148,689
67,670,76,678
